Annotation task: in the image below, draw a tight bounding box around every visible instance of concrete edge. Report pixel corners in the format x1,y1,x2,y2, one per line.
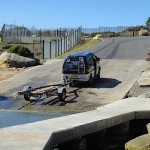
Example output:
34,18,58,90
44,112,135,149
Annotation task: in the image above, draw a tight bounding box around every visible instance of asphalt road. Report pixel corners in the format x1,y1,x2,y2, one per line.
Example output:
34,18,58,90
83,36,150,60
0,36,150,113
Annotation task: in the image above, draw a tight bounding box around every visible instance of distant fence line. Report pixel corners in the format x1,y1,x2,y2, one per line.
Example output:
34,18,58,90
2,24,142,44
82,26,129,34
1,24,78,43
1,24,149,59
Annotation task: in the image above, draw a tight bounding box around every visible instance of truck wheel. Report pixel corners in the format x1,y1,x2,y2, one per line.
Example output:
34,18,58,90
96,68,101,80
24,94,30,101
88,75,93,85
58,89,66,102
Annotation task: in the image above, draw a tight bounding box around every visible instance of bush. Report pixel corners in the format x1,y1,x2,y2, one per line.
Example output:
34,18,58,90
7,45,34,57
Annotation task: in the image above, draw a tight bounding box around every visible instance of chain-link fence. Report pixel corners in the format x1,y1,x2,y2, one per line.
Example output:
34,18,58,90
82,26,150,37
1,24,76,44
42,28,82,59
2,25,149,43
82,26,130,37
1,24,82,59
1,25,82,59
1,24,149,59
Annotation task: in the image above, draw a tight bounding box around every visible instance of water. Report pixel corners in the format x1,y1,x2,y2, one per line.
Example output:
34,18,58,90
0,110,70,128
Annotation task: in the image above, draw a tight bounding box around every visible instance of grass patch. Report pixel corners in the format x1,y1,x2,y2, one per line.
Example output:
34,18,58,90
54,38,102,59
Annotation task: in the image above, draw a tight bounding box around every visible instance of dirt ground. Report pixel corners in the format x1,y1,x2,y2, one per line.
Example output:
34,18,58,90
0,63,26,81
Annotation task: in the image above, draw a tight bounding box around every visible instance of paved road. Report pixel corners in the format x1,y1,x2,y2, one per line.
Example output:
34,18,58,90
0,37,149,113
84,36,150,60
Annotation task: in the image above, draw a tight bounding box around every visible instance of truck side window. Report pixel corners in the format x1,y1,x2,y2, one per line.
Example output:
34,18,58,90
87,54,94,66
92,55,97,61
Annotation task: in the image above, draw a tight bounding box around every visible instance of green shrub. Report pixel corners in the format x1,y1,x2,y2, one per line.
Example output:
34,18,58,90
7,45,34,57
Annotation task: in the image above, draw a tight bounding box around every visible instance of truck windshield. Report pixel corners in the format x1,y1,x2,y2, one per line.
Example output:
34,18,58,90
64,57,84,69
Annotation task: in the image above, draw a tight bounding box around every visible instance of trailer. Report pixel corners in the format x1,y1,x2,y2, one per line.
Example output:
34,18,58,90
18,81,70,102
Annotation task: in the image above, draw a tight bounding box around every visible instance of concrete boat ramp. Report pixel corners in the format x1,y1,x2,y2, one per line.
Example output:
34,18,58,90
0,97,150,149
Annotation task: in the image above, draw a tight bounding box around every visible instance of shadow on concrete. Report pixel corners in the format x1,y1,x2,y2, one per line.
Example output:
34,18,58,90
30,88,80,106
71,78,122,89
42,97,60,105
92,78,122,88
61,88,79,105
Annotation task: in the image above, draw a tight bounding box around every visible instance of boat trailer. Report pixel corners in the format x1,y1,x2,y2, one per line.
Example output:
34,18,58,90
18,80,70,102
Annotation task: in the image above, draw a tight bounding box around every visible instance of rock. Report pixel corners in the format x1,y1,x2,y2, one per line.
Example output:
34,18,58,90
93,34,102,39
13,67,16,70
137,71,150,87
125,134,150,150
139,28,149,36
0,52,40,68
147,123,150,134
39,59,45,65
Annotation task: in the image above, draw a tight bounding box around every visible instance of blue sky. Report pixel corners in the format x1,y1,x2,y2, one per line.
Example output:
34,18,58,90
0,0,150,29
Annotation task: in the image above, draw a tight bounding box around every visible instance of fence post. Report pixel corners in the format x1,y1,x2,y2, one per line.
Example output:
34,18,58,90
75,30,77,46
71,32,73,48
58,39,60,56
42,40,44,59
61,37,62,55
64,36,66,53
50,41,51,58
66,34,68,51
55,41,57,57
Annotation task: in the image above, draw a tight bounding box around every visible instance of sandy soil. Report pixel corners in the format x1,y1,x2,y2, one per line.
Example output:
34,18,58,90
0,63,26,81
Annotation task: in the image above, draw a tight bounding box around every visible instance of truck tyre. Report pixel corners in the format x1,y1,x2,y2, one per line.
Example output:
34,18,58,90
58,89,66,102
87,75,93,85
96,68,101,80
24,94,30,101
